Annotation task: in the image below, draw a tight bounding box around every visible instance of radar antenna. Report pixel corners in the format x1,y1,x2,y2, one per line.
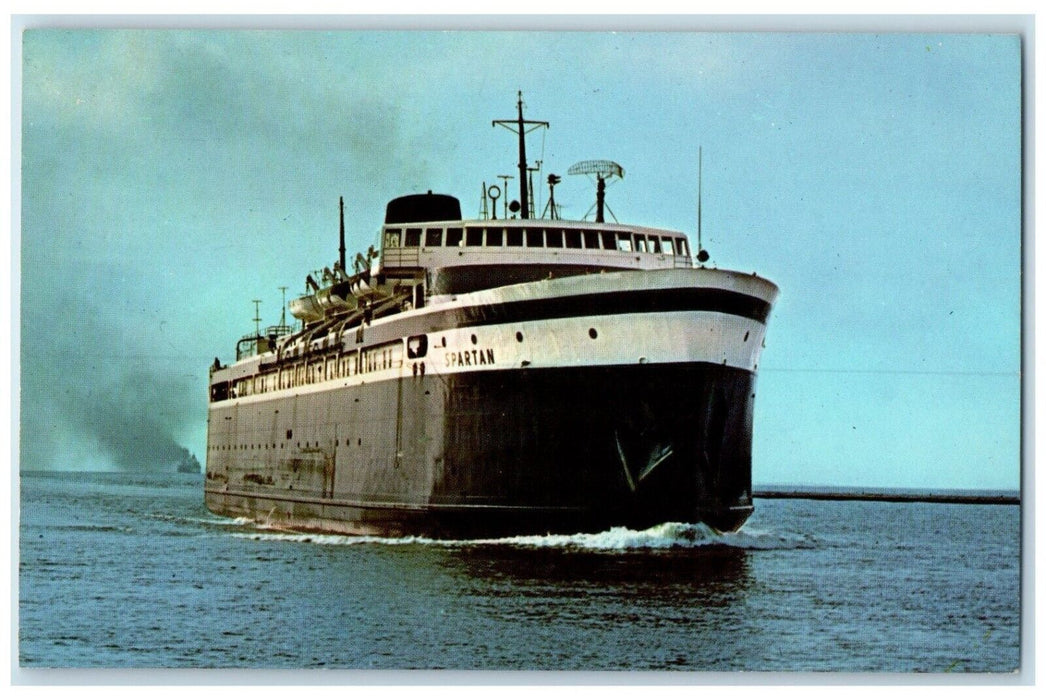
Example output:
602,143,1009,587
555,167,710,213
567,159,624,223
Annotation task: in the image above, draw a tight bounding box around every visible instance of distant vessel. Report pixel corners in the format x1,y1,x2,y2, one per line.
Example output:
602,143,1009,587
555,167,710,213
176,451,201,474
204,94,778,537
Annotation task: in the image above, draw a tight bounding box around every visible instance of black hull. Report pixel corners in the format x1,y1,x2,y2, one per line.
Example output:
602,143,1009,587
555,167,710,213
205,361,758,538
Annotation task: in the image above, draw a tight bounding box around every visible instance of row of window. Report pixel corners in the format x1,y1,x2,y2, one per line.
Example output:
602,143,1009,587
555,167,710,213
383,226,690,256
227,341,403,399
211,438,357,452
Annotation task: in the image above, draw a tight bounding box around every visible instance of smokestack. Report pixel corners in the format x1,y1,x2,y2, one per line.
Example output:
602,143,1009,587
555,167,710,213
339,196,346,272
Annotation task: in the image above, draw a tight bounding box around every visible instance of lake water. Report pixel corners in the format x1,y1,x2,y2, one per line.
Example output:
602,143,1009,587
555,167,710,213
17,471,1022,675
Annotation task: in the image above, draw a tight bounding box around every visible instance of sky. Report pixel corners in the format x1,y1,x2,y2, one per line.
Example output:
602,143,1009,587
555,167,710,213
15,25,1023,490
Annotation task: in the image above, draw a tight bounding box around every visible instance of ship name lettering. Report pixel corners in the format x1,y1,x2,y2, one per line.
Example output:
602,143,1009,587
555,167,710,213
445,348,495,368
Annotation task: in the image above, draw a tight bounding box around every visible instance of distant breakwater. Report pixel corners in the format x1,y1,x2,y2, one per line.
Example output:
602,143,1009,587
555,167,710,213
753,488,1019,506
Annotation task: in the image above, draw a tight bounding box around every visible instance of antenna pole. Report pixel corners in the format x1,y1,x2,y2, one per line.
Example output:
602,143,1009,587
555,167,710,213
278,286,287,327
527,166,537,217
497,174,514,218
252,299,262,338
338,196,346,272
697,147,703,253
695,147,711,263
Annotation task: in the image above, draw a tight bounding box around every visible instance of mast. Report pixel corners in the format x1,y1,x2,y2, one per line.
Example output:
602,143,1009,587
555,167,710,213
278,286,287,328
338,196,346,272
252,299,262,338
493,91,548,220
514,95,528,219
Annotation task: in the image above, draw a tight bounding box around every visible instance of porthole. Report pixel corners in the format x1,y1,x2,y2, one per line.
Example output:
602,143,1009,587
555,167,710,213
588,328,598,339
516,331,524,342
471,334,478,345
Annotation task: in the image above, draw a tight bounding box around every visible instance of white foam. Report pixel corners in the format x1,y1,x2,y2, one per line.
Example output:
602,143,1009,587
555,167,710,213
469,521,815,550
713,526,818,551
229,531,435,546
143,513,252,528
225,520,816,551
469,522,717,549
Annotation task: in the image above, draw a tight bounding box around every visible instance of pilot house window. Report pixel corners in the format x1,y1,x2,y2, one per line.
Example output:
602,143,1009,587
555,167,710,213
404,228,422,246
425,228,443,247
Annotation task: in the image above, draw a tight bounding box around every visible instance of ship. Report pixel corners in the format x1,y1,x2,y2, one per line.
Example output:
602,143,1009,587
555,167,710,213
176,451,202,474
204,94,779,538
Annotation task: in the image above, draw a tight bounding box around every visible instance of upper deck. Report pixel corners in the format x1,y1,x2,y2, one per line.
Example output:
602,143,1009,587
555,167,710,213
381,218,692,270
379,217,694,299
225,94,710,363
